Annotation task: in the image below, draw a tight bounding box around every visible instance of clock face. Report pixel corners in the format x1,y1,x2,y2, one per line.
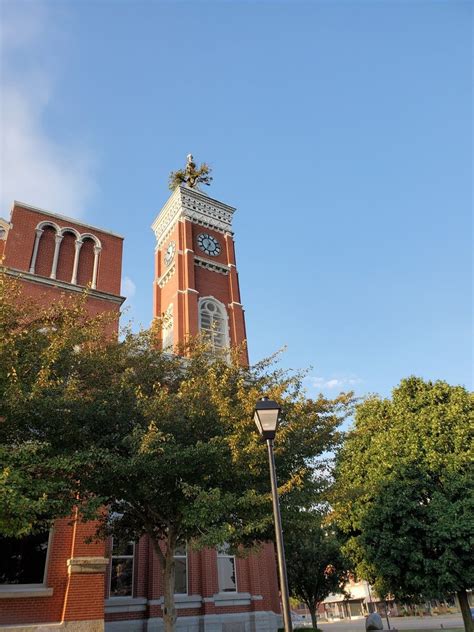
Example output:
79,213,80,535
164,241,176,266
197,233,221,257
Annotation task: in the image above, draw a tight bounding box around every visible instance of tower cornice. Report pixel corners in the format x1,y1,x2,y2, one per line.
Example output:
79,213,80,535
151,186,236,249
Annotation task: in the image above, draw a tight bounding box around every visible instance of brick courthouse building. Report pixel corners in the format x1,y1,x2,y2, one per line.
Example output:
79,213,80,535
0,186,281,631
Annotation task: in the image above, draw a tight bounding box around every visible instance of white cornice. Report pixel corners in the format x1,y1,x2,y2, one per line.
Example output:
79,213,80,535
194,256,230,276
151,186,236,250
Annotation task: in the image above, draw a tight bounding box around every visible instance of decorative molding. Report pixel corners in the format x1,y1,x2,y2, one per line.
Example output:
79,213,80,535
157,263,176,288
5,268,125,305
67,557,109,574
194,256,229,276
151,186,236,250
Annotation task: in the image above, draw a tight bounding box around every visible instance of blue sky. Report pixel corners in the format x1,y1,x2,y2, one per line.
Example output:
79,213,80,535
1,0,471,399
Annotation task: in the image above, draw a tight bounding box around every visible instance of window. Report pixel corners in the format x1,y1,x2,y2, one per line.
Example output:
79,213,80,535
174,542,187,594
217,545,237,593
162,304,174,350
0,532,50,585
199,298,228,350
110,539,134,597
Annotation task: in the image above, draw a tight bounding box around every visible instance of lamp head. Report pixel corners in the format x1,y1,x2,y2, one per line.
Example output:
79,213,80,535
254,397,281,440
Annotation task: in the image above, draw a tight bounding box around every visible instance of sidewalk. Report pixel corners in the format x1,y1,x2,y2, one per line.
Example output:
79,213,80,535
317,614,464,632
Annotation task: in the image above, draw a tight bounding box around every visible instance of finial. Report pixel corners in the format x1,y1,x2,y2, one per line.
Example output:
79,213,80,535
168,155,213,191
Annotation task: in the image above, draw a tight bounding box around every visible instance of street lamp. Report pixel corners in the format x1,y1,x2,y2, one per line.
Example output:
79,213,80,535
254,397,293,632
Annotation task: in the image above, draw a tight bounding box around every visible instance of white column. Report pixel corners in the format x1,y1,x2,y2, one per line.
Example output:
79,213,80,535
70,239,83,285
50,234,64,279
91,245,101,289
29,228,44,273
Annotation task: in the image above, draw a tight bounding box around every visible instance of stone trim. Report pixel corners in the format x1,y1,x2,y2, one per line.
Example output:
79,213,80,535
5,269,125,305
67,556,109,574
148,595,203,609
0,585,54,598
105,597,147,614
194,257,229,276
157,263,176,288
151,187,236,250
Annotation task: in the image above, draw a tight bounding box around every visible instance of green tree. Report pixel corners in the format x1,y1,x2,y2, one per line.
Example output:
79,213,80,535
332,377,474,632
0,272,353,632
285,513,348,629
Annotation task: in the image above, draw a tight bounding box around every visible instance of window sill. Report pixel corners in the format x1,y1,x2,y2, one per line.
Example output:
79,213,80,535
213,592,252,607
0,586,54,599
105,597,147,614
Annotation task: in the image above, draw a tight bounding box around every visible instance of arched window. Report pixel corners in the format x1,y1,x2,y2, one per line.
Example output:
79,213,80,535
199,298,228,350
76,237,95,287
56,230,76,283
162,304,174,350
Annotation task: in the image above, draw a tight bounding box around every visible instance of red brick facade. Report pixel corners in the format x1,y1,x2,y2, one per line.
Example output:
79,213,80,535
0,203,124,630
0,192,281,632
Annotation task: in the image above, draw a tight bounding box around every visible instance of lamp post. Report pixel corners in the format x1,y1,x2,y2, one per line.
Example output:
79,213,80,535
254,397,293,632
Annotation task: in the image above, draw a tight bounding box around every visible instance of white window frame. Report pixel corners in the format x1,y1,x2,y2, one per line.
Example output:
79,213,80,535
162,303,174,350
217,546,237,593
0,529,53,590
198,296,229,351
174,543,188,595
109,539,135,598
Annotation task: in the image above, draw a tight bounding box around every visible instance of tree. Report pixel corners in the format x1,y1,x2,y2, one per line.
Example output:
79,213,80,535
331,377,474,632
285,512,348,629
0,272,354,632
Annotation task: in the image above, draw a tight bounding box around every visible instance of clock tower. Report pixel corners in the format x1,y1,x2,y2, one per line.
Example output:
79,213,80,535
152,182,248,361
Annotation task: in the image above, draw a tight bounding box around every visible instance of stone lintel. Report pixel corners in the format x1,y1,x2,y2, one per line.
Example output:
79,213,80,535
67,557,109,574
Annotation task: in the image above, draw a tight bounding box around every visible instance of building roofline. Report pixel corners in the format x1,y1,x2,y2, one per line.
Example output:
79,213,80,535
11,201,124,239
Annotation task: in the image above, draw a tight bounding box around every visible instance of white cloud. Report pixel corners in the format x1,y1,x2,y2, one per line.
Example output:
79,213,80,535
0,2,97,217
308,375,363,391
122,276,136,299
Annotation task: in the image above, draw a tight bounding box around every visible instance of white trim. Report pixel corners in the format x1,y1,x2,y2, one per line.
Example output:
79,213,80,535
109,539,135,598
198,296,230,350
174,543,188,596
59,226,81,239
216,547,237,594
0,529,54,594
151,186,236,251
50,234,64,279
194,256,229,276
177,288,199,294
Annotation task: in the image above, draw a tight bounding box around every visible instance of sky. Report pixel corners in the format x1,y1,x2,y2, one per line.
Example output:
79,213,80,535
1,0,472,400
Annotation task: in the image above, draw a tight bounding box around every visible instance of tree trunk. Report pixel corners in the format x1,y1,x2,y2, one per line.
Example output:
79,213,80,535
151,534,178,632
308,603,318,630
457,589,474,632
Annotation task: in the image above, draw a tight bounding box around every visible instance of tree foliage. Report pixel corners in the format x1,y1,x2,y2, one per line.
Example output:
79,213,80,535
0,272,353,632
331,377,474,632
168,156,213,190
285,512,348,629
